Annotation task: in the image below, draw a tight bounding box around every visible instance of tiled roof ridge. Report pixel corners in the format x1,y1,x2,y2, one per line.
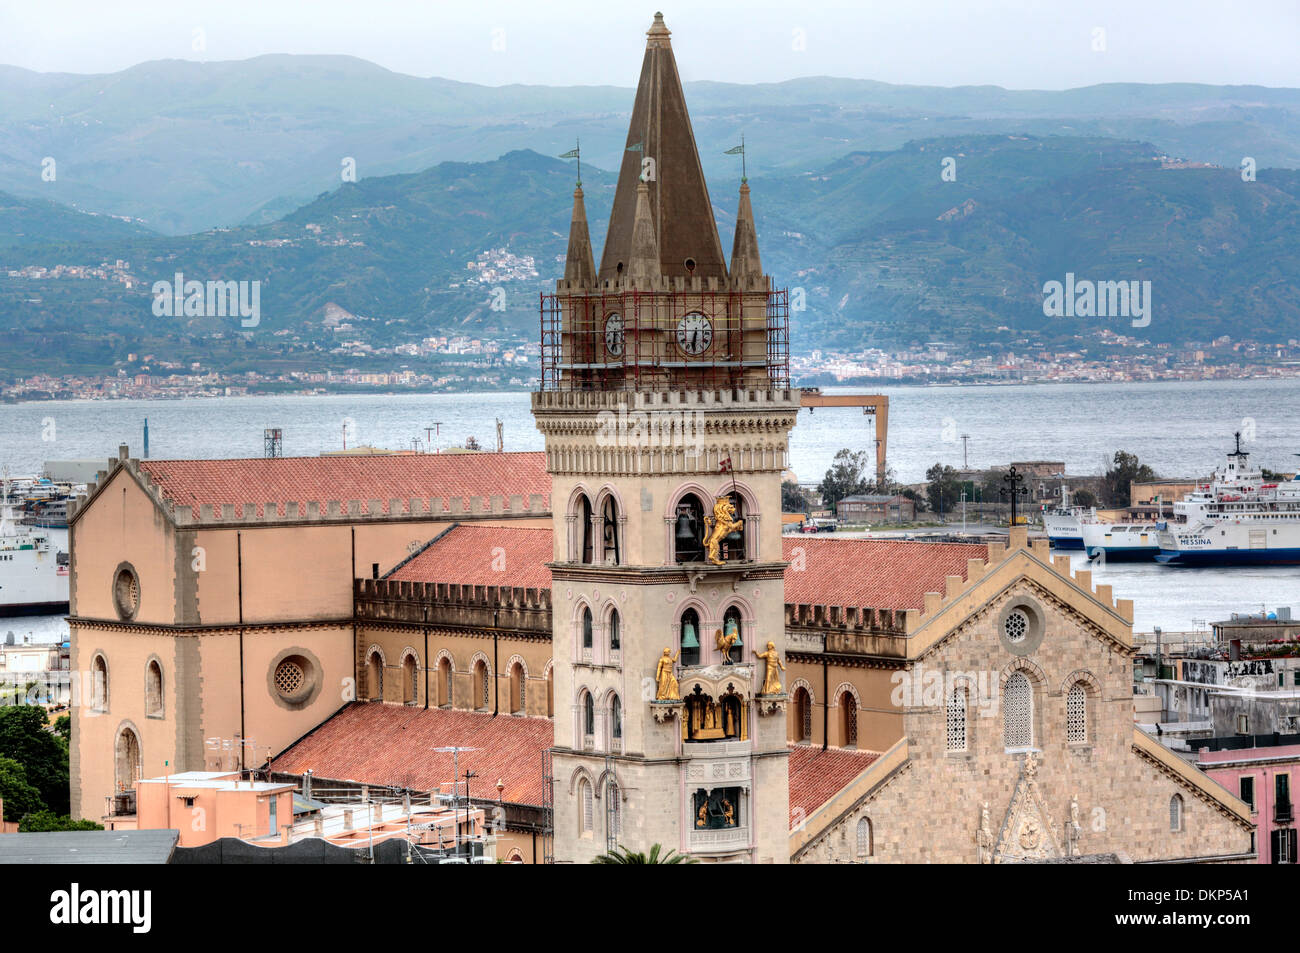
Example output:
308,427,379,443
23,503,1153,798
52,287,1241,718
69,447,550,525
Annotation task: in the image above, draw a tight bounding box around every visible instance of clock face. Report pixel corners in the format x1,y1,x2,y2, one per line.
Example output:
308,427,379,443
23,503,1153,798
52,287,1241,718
676,312,713,355
604,313,624,357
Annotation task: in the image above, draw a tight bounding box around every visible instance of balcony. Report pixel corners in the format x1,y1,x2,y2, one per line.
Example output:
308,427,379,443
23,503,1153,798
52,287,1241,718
1275,801,1294,825
104,791,136,820
683,739,752,759
688,825,750,854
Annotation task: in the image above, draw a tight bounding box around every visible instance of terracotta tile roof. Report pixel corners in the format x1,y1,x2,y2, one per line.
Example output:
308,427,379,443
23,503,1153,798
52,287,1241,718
270,703,554,805
781,536,988,610
137,451,548,519
787,744,880,826
389,524,553,589
273,705,884,824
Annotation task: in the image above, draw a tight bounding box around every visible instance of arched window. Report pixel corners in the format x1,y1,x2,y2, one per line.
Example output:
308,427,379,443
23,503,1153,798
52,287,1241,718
402,654,418,705
582,607,593,652
608,609,621,654
145,660,163,717
114,726,141,793
680,608,701,667
1003,672,1033,749
582,692,595,746
437,657,452,707
367,651,383,701
473,660,490,711
947,686,968,752
856,817,873,859
546,665,554,717
721,492,746,561
840,690,857,748
1170,794,1184,832
673,493,706,563
579,495,595,564
92,655,108,712
721,605,743,664
579,779,594,835
602,496,621,565
1067,683,1087,742
793,687,812,743
611,695,622,743
510,662,525,714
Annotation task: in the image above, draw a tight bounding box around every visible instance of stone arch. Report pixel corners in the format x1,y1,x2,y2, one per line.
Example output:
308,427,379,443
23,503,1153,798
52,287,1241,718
604,688,623,751
789,677,815,703
364,643,387,701
143,655,164,718
544,659,555,717
566,484,597,564
999,656,1047,689
1059,669,1101,696
566,763,597,797
593,484,627,567
90,651,109,712
114,720,143,793
399,646,420,705
435,650,455,708
506,654,528,714
831,681,861,708
469,651,492,711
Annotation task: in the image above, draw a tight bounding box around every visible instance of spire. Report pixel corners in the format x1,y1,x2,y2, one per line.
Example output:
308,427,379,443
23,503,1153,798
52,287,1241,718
730,182,762,282
598,13,726,282
627,180,661,283
563,185,596,285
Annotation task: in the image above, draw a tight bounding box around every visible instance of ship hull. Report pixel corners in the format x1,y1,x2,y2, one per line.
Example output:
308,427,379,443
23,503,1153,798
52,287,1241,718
0,600,70,617
1086,545,1158,561
1155,547,1300,567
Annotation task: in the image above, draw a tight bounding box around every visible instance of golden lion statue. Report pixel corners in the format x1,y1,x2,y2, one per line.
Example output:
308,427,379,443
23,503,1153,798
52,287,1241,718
703,495,743,565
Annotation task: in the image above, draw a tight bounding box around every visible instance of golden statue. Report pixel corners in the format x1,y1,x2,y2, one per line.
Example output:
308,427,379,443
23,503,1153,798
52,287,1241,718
654,648,680,701
754,640,785,694
697,800,707,828
722,798,735,827
703,495,743,565
715,624,739,662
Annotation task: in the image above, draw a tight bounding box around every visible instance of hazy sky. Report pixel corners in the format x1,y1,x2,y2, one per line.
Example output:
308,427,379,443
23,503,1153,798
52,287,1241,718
1,0,1296,89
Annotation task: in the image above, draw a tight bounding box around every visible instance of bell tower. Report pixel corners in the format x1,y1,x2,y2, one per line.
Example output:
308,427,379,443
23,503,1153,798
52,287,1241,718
535,13,797,863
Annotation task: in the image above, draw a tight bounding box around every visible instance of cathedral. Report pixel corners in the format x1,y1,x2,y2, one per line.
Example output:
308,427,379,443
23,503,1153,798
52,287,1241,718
66,14,1253,864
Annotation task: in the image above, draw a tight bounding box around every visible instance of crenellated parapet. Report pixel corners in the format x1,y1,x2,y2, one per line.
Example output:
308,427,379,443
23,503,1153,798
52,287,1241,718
354,578,552,637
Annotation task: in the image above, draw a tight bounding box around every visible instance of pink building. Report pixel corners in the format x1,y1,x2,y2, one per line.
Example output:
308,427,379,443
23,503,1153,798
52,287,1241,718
135,771,296,846
1196,739,1298,863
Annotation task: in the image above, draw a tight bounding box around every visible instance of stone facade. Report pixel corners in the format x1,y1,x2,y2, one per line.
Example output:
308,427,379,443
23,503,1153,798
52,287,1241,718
790,535,1254,863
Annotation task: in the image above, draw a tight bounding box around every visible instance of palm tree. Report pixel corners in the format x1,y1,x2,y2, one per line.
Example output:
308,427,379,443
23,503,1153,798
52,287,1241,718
592,843,697,864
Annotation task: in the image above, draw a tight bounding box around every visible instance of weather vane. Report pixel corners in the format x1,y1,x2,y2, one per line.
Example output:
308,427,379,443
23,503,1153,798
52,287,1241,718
558,139,581,186
724,134,746,182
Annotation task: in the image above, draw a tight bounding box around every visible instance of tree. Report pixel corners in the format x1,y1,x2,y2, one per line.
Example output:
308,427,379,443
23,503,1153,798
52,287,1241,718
1101,451,1157,507
593,843,697,864
781,480,809,513
52,714,70,741
926,463,963,516
1072,488,1097,508
0,705,70,816
18,810,103,833
818,449,871,512
0,756,44,822
900,487,926,513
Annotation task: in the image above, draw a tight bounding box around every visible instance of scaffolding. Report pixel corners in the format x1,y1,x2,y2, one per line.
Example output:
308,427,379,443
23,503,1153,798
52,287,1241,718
540,287,790,392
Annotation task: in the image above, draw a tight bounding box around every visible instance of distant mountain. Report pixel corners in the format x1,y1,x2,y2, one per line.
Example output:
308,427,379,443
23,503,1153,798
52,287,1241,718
2,55,1298,234
0,191,155,248
3,135,1298,381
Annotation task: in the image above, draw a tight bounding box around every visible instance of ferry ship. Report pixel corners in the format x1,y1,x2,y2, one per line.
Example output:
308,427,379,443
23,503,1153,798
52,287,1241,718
1082,521,1161,561
1043,493,1097,550
1155,436,1300,566
0,500,70,615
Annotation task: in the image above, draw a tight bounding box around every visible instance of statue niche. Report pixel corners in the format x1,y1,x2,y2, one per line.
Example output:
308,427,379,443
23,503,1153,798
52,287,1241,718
693,787,741,830
683,685,747,742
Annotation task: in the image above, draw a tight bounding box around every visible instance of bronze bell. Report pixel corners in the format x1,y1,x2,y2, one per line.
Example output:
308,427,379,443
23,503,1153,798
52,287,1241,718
675,510,696,544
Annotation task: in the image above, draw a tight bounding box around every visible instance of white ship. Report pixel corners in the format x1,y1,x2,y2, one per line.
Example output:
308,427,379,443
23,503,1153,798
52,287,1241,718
1043,489,1097,550
1156,435,1300,566
0,500,70,615
1082,521,1162,560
